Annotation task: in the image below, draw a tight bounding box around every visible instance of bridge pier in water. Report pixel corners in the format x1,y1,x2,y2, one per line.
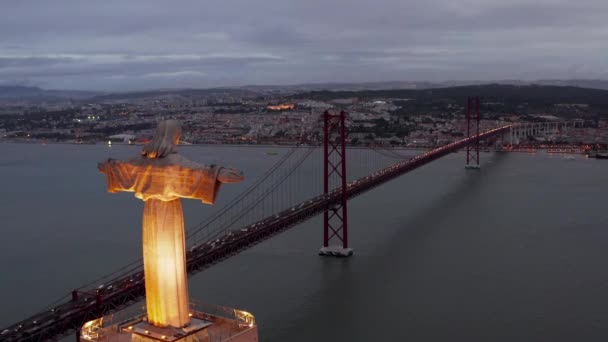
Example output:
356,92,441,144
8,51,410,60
319,110,353,257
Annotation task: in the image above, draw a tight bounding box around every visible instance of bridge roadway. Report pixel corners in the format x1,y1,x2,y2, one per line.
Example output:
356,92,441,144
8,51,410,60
1,125,512,342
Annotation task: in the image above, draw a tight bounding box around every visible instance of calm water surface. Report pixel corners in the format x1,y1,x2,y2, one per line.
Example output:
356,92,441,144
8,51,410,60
1,143,608,341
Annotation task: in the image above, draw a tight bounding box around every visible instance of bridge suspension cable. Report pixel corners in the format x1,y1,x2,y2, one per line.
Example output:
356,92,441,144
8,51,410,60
192,147,317,246
371,146,413,159
184,119,325,244
185,145,302,242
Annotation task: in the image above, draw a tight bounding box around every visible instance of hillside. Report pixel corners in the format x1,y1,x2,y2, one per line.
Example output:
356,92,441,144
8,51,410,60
0,85,100,101
0,85,46,98
294,84,608,118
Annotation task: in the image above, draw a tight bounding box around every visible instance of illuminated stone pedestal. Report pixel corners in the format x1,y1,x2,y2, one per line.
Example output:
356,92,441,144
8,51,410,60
80,303,258,342
126,318,211,342
318,246,354,257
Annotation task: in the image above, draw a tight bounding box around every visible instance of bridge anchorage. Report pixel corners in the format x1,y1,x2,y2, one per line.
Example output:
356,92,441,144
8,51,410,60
319,110,353,257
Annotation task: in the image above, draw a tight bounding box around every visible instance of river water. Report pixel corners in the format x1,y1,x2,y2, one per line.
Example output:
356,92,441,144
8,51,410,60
1,143,608,341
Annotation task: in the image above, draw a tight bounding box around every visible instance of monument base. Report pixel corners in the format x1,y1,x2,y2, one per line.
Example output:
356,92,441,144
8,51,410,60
318,246,354,257
80,302,258,342
465,165,481,170
126,318,212,341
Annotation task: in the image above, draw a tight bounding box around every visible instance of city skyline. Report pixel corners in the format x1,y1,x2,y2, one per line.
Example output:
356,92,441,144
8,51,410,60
1,0,607,91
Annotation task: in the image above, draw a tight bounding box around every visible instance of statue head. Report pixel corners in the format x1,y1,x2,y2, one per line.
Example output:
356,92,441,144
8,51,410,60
142,120,182,159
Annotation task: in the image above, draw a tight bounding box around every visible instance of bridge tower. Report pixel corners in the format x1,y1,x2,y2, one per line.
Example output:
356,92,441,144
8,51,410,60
465,96,481,169
319,110,353,257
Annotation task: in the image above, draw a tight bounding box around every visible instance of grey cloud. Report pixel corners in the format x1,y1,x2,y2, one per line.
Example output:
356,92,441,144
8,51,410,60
0,55,282,78
0,0,607,90
0,57,80,68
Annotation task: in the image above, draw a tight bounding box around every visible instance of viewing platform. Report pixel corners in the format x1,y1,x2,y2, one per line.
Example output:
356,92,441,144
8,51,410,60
79,301,258,342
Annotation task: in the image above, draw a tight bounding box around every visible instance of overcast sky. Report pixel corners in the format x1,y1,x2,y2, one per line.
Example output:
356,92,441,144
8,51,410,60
1,0,607,91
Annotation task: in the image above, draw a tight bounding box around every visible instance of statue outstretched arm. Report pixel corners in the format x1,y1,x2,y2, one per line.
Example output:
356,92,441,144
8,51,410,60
97,158,139,193
217,167,244,184
171,156,243,184
97,158,111,173
178,165,243,204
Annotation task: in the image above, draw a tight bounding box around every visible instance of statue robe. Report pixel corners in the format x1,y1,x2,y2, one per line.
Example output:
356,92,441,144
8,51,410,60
99,153,221,328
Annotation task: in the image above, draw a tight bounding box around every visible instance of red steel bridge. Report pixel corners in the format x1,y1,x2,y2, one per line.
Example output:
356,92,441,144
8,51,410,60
2,98,519,341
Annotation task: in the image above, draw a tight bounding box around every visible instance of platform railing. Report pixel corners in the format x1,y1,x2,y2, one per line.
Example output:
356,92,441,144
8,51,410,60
80,301,255,341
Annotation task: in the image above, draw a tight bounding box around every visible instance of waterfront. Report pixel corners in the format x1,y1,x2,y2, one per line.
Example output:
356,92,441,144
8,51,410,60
1,143,608,341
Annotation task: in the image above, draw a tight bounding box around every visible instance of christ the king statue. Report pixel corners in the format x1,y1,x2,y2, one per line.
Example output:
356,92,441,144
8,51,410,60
98,120,244,328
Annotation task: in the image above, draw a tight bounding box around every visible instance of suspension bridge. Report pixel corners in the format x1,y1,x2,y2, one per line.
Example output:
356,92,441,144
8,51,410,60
1,97,573,341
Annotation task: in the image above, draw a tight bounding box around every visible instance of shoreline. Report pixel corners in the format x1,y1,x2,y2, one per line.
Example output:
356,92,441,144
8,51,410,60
0,139,594,153
0,139,433,150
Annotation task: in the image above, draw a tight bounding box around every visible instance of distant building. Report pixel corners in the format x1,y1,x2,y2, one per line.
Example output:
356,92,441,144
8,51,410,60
330,98,358,105
108,133,136,143
267,103,295,111
532,115,561,121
